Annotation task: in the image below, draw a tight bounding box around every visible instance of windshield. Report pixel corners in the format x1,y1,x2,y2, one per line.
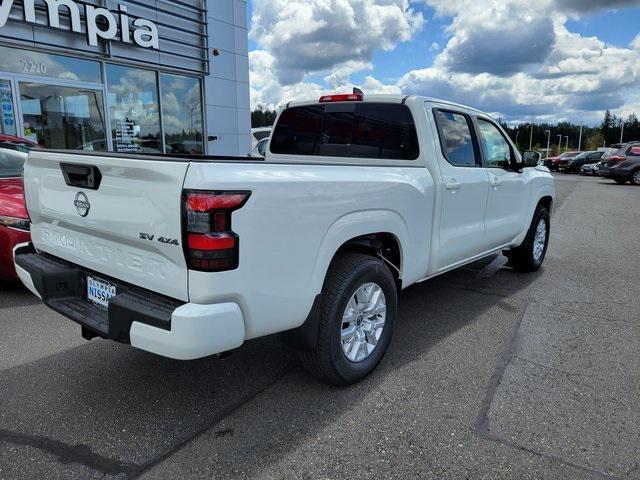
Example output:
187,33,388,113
0,148,27,178
574,152,591,159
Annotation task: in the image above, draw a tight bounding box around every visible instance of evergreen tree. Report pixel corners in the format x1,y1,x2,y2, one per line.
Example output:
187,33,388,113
601,110,614,146
624,113,640,142
251,105,278,128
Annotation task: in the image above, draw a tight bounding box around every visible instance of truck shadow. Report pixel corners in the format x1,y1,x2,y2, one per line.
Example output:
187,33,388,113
0,255,541,477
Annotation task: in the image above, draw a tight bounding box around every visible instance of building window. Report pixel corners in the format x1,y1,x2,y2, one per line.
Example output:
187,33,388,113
106,64,161,153
19,83,106,150
0,46,102,84
0,80,17,136
160,73,204,154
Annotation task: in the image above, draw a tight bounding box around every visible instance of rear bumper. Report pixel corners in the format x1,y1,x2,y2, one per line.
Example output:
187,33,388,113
13,245,245,360
600,168,631,181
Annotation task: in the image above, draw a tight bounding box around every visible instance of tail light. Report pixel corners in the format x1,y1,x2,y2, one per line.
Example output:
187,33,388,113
608,155,625,163
183,190,251,272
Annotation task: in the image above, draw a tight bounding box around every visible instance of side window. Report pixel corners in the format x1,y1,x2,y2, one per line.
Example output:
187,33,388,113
270,105,323,156
477,119,513,169
434,110,479,167
628,146,640,156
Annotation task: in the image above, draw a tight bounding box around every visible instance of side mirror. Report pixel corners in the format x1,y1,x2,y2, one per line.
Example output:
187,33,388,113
522,150,542,167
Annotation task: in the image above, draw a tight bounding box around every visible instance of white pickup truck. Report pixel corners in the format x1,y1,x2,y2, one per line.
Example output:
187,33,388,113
15,93,554,385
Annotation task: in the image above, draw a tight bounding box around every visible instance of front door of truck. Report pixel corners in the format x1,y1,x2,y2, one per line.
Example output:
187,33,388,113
474,118,529,249
432,108,490,270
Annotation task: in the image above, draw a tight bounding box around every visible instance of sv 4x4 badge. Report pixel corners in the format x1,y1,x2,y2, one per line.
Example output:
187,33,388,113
139,232,180,246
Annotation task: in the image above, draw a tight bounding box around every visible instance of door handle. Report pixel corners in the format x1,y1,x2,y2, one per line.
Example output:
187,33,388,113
445,180,462,191
60,163,102,190
489,176,501,188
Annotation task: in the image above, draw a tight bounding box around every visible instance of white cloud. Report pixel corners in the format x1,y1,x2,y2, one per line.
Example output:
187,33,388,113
251,0,423,84
249,0,640,122
555,0,640,13
427,0,556,75
249,0,424,106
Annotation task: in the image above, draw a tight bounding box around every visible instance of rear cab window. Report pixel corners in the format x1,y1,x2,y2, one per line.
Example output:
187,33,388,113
270,103,419,160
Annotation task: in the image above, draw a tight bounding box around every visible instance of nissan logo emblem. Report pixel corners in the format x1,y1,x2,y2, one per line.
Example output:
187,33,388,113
74,192,90,217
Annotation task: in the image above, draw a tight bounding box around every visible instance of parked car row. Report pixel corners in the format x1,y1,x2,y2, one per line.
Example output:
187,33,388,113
544,151,581,171
544,141,640,185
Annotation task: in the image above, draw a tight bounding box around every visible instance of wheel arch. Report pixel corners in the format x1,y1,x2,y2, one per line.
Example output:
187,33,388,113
513,184,555,247
281,211,408,351
309,210,409,296
538,195,553,215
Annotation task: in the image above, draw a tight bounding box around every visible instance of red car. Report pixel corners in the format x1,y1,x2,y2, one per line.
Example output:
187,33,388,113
544,151,581,171
0,138,42,281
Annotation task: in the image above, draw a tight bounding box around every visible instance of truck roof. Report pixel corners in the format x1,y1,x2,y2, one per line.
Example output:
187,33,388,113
284,94,487,116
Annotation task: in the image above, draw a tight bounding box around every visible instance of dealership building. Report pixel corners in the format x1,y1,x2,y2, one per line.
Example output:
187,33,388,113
0,0,250,155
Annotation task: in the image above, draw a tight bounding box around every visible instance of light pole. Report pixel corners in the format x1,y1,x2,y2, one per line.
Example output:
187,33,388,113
529,114,534,151
515,130,520,146
564,136,569,150
557,134,563,154
578,122,583,151
545,130,551,158
620,119,625,144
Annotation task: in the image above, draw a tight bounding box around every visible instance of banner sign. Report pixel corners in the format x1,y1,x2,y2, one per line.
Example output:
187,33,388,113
0,0,159,50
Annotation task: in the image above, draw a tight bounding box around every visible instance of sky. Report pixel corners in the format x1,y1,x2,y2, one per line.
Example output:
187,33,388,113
247,0,640,125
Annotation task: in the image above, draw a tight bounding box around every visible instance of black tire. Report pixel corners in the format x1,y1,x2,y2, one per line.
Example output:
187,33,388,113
614,178,628,185
298,253,397,386
631,169,640,186
507,205,550,272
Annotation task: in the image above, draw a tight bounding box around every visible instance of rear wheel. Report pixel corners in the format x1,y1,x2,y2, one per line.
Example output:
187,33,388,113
507,205,550,272
631,170,640,186
298,253,397,385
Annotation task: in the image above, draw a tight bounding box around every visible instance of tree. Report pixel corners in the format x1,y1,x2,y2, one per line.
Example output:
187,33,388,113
251,105,277,128
601,110,617,146
623,113,640,143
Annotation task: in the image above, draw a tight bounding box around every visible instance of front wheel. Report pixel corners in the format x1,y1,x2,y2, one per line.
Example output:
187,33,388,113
298,253,397,385
631,170,640,186
507,205,550,272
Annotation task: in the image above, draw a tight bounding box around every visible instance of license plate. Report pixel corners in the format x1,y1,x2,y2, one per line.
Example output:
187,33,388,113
87,276,117,310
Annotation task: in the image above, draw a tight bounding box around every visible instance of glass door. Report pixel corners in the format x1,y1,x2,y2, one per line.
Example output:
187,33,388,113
0,78,18,136
18,82,107,150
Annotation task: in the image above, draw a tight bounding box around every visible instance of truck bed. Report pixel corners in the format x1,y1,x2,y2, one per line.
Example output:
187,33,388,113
44,149,264,163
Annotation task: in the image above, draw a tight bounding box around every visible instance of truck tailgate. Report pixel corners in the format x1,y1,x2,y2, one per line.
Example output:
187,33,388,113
23,151,190,301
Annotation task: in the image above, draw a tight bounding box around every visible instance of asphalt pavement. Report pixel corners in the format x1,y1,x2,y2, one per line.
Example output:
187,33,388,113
1,173,638,480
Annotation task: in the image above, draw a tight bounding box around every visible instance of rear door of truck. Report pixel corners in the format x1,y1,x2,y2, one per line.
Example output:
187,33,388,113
23,151,190,301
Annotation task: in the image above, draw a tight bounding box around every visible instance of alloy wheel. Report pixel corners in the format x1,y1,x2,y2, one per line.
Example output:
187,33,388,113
533,219,547,262
341,282,387,362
